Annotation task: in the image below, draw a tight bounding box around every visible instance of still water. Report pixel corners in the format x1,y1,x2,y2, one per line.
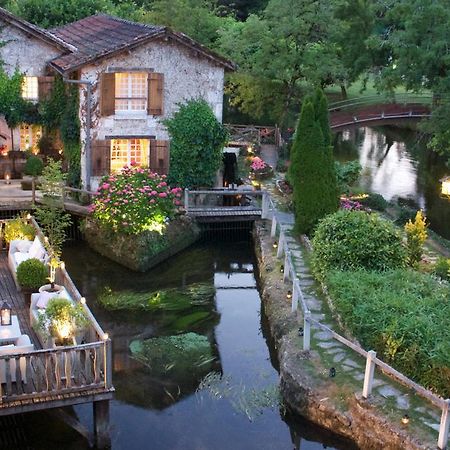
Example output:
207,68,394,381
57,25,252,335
22,239,355,450
334,126,450,239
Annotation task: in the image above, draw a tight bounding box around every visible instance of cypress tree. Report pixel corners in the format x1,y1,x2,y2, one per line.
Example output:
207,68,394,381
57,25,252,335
290,94,339,235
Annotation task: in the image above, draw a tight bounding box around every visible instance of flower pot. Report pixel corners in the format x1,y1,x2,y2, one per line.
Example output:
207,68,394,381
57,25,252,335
39,284,64,294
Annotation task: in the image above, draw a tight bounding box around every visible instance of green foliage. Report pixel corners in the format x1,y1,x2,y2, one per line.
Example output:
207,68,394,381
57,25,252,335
165,99,228,188
91,166,182,235
0,68,27,129
34,159,72,259
433,257,450,281
37,297,88,340
325,269,450,397
358,192,388,212
99,283,215,311
289,91,339,234
16,258,48,289
23,155,44,177
312,210,406,279
334,160,362,193
3,215,35,243
404,210,428,267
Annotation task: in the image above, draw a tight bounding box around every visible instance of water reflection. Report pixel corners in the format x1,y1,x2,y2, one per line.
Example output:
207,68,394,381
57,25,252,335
334,126,450,239
58,241,356,450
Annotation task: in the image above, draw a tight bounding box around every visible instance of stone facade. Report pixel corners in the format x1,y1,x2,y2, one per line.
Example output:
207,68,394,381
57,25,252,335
79,39,225,189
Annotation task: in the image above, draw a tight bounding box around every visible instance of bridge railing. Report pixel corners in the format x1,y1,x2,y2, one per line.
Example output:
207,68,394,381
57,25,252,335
264,195,449,450
328,92,436,112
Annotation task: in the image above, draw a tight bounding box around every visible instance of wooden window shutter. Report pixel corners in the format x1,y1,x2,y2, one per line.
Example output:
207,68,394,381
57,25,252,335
149,140,169,174
147,73,164,116
37,76,54,101
91,139,111,176
101,73,115,117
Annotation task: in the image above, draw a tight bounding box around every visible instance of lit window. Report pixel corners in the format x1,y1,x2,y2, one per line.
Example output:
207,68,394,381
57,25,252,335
115,73,147,113
19,124,42,153
111,139,149,172
22,77,39,101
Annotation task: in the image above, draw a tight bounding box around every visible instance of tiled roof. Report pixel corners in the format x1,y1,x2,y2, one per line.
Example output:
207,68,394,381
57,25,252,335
0,6,75,52
48,14,235,74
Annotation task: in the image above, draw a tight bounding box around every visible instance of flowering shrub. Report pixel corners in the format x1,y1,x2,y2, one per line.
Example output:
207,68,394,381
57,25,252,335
250,157,267,172
90,165,183,235
339,196,367,211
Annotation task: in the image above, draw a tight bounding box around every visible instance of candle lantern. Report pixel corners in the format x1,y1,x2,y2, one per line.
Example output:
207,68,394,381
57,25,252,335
0,301,12,326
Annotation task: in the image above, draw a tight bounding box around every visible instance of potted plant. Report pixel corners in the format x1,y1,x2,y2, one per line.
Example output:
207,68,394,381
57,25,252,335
3,214,35,249
16,258,48,305
22,155,44,203
250,157,273,180
36,297,88,347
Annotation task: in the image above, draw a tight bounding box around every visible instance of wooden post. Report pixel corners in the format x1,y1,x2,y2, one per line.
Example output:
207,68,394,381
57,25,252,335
438,399,450,450
104,338,112,389
93,400,111,449
303,312,311,351
270,215,277,238
283,254,290,282
291,278,299,312
184,189,189,213
261,191,268,219
362,350,377,399
277,232,284,259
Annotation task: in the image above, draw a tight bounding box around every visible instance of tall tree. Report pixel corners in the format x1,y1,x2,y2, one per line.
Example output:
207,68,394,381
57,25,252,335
290,92,339,235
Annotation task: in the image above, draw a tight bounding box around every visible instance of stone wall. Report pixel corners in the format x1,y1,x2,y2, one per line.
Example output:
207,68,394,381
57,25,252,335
78,39,225,189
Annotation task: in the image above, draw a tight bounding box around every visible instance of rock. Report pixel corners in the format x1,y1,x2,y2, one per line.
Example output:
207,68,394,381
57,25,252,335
343,358,363,369
333,353,346,363
317,341,341,349
396,395,410,410
378,385,401,398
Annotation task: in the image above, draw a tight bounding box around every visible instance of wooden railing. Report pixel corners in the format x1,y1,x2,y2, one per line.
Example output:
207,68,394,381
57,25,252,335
264,195,450,450
225,124,283,149
0,217,112,405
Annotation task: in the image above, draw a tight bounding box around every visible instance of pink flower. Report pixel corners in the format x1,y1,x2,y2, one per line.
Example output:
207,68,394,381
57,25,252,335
159,192,167,198
101,183,110,190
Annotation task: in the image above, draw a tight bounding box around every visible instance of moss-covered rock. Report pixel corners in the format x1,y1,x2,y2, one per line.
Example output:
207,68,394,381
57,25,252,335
84,215,200,271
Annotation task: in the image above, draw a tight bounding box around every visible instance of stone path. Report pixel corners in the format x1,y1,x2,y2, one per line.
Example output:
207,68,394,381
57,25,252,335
270,204,443,444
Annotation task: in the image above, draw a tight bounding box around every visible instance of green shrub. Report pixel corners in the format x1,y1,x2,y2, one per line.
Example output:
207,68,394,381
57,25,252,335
359,193,388,211
325,269,450,397
434,257,450,281
23,155,44,177
335,160,362,193
312,210,406,278
395,206,416,226
3,215,35,243
16,258,48,289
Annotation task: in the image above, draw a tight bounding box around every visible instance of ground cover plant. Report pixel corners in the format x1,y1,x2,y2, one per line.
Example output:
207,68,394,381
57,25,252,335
325,269,450,397
90,164,183,235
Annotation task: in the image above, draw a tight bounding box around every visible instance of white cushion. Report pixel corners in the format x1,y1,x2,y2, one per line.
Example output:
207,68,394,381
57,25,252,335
17,241,32,253
36,291,59,309
34,247,46,262
14,252,31,267
16,335,31,346
28,237,43,258
0,344,14,349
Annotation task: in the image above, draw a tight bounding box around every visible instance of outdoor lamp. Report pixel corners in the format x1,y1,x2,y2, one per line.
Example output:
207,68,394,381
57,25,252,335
280,264,284,273
329,367,336,378
440,176,450,198
4,173,11,184
401,414,410,425
286,290,292,300
0,301,12,326
273,242,278,249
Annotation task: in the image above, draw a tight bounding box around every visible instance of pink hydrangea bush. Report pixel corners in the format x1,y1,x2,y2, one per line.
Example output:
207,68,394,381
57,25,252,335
250,157,267,172
340,196,369,212
89,165,183,234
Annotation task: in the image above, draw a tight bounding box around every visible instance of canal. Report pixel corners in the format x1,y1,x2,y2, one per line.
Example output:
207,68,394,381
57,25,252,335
20,237,354,449
334,125,450,239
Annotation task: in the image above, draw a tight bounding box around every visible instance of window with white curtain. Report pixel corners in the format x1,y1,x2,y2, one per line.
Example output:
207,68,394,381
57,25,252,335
22,77,39,101
114,73,147,113
110,139,149,172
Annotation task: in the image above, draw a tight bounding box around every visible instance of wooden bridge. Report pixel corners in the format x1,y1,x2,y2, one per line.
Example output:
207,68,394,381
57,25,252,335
328,93,434,131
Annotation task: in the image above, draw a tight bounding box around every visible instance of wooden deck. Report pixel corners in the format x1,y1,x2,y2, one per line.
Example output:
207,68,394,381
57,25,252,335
0,252,41,350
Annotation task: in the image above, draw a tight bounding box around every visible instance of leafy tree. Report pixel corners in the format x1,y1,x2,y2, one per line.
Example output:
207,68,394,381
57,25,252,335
165,99,228,188
404,210,427,267
290,94,339,234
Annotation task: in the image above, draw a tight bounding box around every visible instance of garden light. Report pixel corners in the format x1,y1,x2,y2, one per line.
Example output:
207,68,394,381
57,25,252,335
286,290,292,300
0,301,12,326
273,242,278,249
298,327,304,337
80,297,86,304
4,173,11,184
401,414,410,425
280,265,284,273
329,367,336,378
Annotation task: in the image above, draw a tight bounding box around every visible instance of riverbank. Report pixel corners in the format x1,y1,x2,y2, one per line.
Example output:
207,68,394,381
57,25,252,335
253,219,438,450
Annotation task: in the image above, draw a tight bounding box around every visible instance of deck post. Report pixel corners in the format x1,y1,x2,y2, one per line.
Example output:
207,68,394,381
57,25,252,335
184,189,189,213
93,400,111,449
291,278,299,312
283,254,290,282
270,215,277,237
276,232,284,259
438,399,450,450
261,191,268,219
362,350,377,399
303,312,311,351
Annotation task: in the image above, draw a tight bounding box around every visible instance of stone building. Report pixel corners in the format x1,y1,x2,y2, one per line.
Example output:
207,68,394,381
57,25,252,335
0,8,234,188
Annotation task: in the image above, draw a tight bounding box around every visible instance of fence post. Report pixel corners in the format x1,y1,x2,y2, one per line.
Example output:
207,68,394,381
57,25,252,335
261,191,268,219
270,215,277,238
291,278,299,312
438,399,450,450
184,189,189,213
283,254,290,282
277,232,284,259
303,311,311,351
362,350,377,399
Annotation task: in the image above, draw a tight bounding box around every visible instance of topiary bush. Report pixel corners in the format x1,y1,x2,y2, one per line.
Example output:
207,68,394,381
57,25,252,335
16,258,48,289
3,215,35,243
23,155,44,177
312,210,406,278
359,192,388,211
165,98,229,188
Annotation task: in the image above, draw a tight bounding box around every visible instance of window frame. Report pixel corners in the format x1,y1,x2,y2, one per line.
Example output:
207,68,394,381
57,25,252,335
110,138,149,172
21,76,39,102
114,72,148,115
19,124,42,153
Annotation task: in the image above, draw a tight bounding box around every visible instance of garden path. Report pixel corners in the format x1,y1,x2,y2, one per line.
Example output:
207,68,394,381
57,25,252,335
269,202,443,448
